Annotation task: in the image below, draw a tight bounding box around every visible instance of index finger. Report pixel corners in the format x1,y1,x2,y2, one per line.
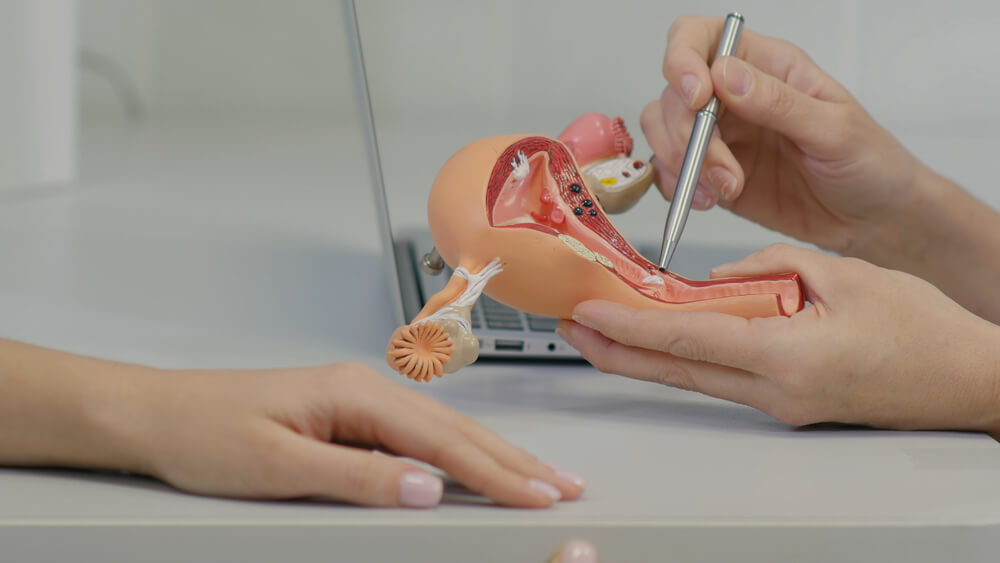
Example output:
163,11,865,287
663,16,718,107
571,300,788,372
352,383,565,508
663,16,839,108
388,384,586,500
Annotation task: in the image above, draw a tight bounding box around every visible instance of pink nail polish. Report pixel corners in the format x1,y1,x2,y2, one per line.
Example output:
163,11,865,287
543,462,587,489
560,539,599,563
399,472,443,508
529,478,562,502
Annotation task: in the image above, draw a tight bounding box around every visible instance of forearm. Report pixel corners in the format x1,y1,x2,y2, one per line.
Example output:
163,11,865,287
0,339,153,473
856,164,1000,323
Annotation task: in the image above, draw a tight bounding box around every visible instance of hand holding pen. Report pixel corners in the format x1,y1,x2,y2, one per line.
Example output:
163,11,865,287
644,15,918,272
657,12,744,271
560,15,1000,440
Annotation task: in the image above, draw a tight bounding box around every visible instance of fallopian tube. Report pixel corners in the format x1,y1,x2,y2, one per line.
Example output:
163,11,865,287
386,118,804,381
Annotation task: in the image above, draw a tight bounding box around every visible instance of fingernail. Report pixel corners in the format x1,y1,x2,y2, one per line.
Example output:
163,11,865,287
555,322,569,340
399,472,443,508
544,462,587,489
692,187,714,209
680,73,700,107
560,539,599,563
723,57,751,96
650,154,667,174
710,262,735,277
529,478,562,502
707,166,738,201
570,313,595,330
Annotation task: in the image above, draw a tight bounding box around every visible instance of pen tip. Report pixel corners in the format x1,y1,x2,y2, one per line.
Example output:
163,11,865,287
728,12,744,21
658,267,666,273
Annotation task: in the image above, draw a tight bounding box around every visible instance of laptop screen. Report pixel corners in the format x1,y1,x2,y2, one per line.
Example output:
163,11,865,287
344,0,405,325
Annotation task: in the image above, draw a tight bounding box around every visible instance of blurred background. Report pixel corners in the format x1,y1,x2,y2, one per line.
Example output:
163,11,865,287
12,0,1000,252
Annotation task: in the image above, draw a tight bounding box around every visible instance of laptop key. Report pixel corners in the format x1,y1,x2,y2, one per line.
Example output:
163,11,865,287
486,320,525,330
484,312,520,321
527,315,559,332
485,311,523,324
481,295,514,309
484,305,518,315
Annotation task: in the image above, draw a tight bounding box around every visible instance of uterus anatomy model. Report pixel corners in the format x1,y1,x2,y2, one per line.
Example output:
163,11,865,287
386,113,804,381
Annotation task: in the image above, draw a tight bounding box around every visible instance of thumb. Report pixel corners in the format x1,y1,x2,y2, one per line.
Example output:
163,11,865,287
710,243,838,305
292,437,444,508
712,57,843,158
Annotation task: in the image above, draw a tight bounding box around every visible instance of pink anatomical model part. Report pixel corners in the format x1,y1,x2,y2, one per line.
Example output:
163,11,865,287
557,112,655,213
386,115,804,381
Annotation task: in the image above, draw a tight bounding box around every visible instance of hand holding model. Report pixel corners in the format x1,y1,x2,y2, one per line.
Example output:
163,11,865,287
562,16,1000,437
386,120,805,382
560,244,1000,436
0,340,584,508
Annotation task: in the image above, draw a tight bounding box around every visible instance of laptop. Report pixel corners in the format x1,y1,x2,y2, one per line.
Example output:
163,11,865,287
344,0,761,361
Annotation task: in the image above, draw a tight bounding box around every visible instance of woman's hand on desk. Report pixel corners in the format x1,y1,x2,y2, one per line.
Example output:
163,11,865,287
0,343,584,508
126,362,586,508
557,244,1000,436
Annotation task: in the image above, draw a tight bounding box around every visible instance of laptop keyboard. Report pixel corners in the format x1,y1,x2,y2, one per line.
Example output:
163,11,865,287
412,243,558,333
526,315,559,332
481,296,522,329
471,295,557,332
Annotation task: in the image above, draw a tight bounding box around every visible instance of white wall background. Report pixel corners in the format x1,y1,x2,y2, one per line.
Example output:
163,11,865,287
78,0,1000,248
79,0,349,118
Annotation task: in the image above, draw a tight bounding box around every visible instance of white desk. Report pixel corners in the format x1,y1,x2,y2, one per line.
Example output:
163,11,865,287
1,119,999,562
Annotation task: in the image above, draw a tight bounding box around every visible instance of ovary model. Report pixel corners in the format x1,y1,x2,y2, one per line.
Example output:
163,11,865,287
386,114,804,381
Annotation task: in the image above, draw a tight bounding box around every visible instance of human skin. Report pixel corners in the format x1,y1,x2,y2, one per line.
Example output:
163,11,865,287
548,539,599,563
0,339,585,508
644,16,1000,323
558,244,1000,437
579,16,1000,435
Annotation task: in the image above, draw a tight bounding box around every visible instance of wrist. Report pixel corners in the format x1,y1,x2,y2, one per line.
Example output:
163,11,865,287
846,163,1000,320
80,364,168,475
929,318,1000,437
846,162,951,268
0,340,164,474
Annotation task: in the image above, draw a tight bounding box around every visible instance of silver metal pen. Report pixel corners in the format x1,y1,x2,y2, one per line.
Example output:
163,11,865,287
657,12,745,271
